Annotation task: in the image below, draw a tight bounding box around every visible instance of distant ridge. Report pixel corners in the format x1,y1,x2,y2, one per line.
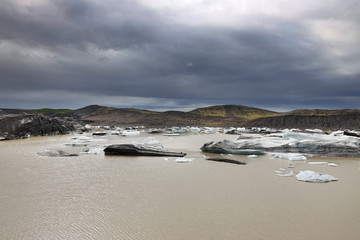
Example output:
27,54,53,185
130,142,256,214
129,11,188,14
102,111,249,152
3,105,360,130
189,105,279,119
245,109,360,130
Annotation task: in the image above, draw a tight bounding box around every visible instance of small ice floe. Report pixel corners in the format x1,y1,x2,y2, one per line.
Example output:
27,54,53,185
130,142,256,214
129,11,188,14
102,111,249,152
71,136,93,141
288,163,295,168
273,153,307,161
164,158,169,161
248,155,258,158
273,168,293,177
64,142,89,147
79,147,102,155
296,170,338,183
328,163,338,167
38,150,78,157
175,157,193,163
121,130,140,136
277,171,294,177
308,161,328,165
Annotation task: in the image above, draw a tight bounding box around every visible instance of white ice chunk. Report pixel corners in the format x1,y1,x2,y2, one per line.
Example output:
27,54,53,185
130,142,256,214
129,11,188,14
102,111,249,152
248,155,258,158
277,171,294,177
308,162,328,165
328,163,338,167
273,153,307,161
80,147,102,155
296,170,338,182
121,130,140,136
175,157,193,163
130,137,163,150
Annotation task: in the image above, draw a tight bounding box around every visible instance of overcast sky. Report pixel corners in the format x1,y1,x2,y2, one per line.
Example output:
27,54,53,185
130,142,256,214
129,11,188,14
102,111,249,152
1,0,359,112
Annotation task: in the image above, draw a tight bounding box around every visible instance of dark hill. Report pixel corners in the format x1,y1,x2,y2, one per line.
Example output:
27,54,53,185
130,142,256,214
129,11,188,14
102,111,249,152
244,110,360,130
189,105,279,119
66,105,245,127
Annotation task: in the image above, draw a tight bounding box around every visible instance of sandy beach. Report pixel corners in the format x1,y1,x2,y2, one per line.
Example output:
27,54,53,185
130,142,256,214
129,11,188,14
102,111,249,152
1,133,360,239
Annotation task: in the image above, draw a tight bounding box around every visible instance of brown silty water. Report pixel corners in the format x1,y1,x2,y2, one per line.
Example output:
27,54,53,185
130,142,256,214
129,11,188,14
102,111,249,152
0,133,360,239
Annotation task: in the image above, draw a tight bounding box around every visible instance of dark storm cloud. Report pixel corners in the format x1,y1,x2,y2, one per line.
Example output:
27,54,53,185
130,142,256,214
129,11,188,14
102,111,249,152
0,0,161,49
0,0,359,110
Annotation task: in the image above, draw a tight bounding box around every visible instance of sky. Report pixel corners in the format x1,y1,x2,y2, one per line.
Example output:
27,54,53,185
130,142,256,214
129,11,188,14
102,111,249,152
1,0,360,112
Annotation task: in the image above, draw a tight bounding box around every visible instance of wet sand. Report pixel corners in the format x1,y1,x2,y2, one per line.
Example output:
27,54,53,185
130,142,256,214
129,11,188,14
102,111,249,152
1,133,360,239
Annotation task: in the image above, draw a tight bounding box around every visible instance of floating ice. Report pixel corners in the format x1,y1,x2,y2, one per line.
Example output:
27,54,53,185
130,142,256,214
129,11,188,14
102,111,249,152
130,137,163,150
64,142,89,147
308,162,328,165
201,129,360,156
328,163,338,167
175,157,193,163
296,170,338,183
273,153,307,161
38,150,78,157
121,130,140,136
273,168,294,177
80,147,102,155
248,155,258,158
277,171,294,177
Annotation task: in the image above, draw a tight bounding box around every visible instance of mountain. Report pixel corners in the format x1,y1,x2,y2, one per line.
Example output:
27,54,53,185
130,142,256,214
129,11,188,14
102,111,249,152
189,105,279,119
3,105,360,130
244,109,360,130
64,105,247,127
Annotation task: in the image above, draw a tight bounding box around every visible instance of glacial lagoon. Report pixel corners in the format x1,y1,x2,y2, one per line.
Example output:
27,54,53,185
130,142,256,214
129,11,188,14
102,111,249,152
1,132,360,239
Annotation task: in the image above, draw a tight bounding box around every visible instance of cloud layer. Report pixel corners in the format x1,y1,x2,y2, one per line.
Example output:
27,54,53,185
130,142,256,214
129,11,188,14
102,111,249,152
1,0,360,111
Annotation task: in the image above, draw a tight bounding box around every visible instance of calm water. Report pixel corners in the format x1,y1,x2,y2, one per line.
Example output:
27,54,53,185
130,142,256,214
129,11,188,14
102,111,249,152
1,133,360,240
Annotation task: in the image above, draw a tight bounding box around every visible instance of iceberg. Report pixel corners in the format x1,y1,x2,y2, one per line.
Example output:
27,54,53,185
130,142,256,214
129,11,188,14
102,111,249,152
201,140,265,155
296,170,338,183
201,130,360,156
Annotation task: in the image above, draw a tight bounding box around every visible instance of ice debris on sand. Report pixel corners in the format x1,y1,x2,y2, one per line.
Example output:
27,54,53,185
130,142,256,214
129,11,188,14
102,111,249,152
296,170,338,183
176,157,193,163
248,155,258,158
328,163,338,167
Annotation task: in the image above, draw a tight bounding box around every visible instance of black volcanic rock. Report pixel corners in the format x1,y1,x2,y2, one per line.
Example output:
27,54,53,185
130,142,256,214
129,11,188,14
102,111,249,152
0,114,75,140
